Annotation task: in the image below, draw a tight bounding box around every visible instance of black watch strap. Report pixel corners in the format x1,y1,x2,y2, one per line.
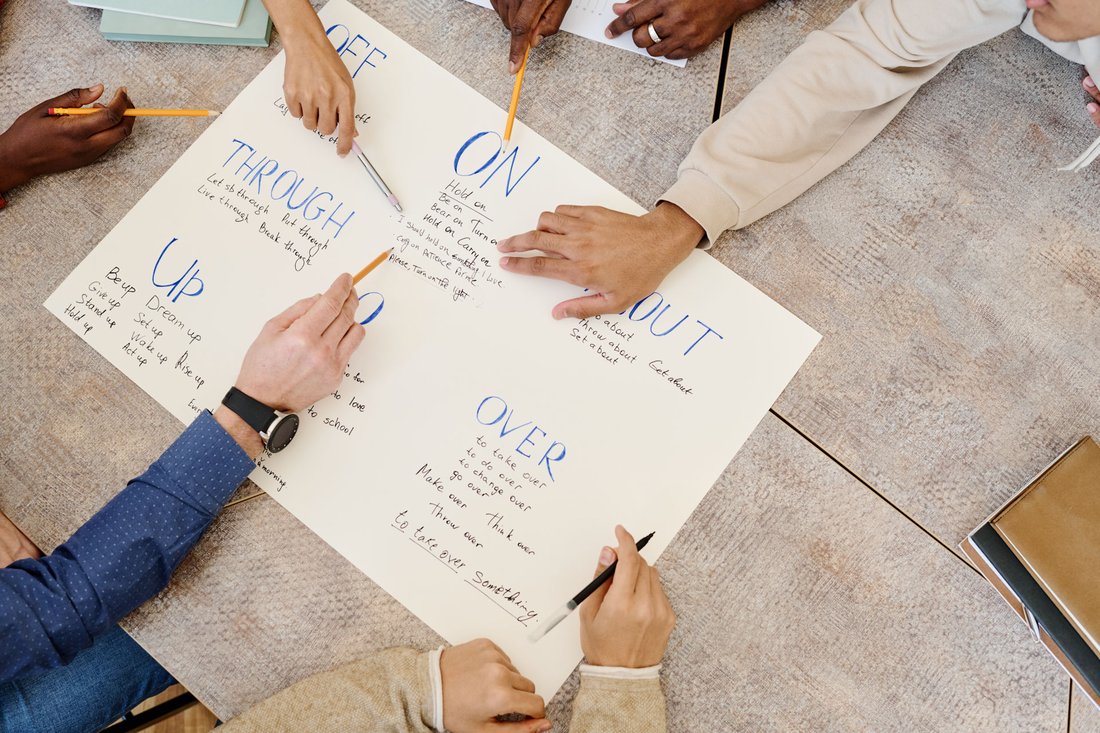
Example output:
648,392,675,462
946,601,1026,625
222,387,277,435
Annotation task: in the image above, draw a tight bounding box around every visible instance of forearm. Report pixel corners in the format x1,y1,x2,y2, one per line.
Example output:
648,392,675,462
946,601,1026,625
262,0,328,47
569,666,668,733
662,0,1025,243
221,648,436,732
0,411,254,683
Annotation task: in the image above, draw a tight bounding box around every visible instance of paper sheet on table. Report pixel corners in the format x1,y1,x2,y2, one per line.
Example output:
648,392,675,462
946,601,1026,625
463,0,686,67
45,0,815,698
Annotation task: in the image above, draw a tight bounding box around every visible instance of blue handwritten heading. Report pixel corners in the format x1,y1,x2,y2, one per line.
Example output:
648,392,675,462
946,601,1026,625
223,139,355,239
152,237,204,303
475,396,566,481
454,132,540,198
325,24,389,78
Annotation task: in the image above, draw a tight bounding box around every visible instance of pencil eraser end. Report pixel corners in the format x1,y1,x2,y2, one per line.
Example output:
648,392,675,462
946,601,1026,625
388,195,403,212
47,108,55,115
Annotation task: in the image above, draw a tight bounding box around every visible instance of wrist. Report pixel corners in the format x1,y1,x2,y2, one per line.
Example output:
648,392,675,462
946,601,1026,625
274,4,327,49
213,405,264,459
648,202,704,258
0,132,31,194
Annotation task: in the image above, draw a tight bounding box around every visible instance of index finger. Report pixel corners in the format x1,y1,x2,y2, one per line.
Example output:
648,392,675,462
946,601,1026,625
606,524,641,601
509,0,553,71
336,95,356,157
605,0,661,39
295,273,354,335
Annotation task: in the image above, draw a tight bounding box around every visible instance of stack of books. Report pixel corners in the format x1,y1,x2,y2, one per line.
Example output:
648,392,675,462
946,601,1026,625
962,437,1100,710
71,0,272,47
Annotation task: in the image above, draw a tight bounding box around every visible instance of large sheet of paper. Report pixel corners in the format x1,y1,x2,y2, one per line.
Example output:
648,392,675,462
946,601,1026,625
463,0,686,68
45,0,817,697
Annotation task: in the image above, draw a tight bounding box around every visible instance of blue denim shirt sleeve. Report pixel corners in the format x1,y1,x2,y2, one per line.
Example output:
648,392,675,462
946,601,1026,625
0,410,254,684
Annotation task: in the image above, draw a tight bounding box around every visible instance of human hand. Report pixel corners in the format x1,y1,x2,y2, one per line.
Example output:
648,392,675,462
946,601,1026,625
233,273,365,413
579,525,675,668
274,0,357,156
1084,75,1100,129
0,85,135,193
440,638,551,733
0,511,41,568
497,201,703,319
490,0,573,74
605,0,769,60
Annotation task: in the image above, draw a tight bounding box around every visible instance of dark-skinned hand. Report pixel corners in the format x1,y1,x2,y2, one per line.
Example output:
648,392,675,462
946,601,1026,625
0,85,135,194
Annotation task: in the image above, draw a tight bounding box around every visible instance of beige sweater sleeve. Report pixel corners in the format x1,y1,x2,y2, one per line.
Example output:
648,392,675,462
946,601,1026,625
218,648,435,733
569,673,668,733
661,0,1026,245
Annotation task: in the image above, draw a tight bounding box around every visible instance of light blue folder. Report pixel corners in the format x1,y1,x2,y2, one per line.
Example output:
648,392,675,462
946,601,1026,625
74,0,246,28
100,0,272,47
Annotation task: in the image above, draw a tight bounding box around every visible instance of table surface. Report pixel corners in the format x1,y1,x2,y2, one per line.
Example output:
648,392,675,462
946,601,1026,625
1,0,1097,728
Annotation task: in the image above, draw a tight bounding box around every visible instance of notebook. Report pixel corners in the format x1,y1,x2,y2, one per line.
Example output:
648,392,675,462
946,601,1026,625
100,0,271,47
961,436,1100,710
73,0,246,28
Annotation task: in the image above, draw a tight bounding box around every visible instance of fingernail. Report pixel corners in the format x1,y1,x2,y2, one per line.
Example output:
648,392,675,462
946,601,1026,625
533,34,543,47
538,725,553,733
496,238,509,250
604,28,613,38
509,61,519,75
599,546,615,565
500,256,512,267
90,83,104,92
1089,102,1098,114
1086,76,1096,89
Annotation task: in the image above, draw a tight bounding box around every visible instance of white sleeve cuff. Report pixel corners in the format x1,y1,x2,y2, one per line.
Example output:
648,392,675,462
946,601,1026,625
429,646,446,732
579,663,661,680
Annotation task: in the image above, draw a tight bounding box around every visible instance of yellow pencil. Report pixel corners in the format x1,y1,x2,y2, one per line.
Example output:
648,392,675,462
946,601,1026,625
47,107,221,117
503,47,530,147
352,247,394,286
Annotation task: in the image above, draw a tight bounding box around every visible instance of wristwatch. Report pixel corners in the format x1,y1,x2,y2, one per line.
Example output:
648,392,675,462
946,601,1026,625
221,387,299,453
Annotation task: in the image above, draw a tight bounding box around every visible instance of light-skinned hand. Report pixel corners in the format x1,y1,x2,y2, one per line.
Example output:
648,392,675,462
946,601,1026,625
0,85,135,194
605,0,769,60
234,273,365,413
497,201,704,319
489,0,573,74
0,511,42,568
1083,75,1100,129
579,525,676,668
441,638,551,733
265,0,357,155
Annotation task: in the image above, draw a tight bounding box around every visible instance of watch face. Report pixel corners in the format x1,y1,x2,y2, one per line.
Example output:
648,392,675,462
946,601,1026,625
266,413,300,453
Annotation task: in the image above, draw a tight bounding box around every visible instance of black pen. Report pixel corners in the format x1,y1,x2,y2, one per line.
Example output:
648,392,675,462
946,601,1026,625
528,531,655,643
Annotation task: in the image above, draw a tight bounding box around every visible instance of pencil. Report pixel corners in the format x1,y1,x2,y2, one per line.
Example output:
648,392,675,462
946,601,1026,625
528,531,655,643
48,107,220,117
351,140,403,213
503,47,530,147
353,247,394,285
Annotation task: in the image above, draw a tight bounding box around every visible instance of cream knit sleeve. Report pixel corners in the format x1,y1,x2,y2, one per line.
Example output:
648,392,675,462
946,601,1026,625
661,0,1026,245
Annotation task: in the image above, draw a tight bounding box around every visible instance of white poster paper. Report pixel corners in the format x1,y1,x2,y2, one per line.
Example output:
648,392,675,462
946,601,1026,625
45,0,817,697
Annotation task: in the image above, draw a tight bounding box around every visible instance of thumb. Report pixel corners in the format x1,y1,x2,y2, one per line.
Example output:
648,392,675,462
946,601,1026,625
552,293,618,320
41,84,105,112
579,546,616,621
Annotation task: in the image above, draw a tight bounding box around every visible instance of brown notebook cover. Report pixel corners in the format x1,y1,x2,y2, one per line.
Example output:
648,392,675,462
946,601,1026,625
991,437,1100,660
